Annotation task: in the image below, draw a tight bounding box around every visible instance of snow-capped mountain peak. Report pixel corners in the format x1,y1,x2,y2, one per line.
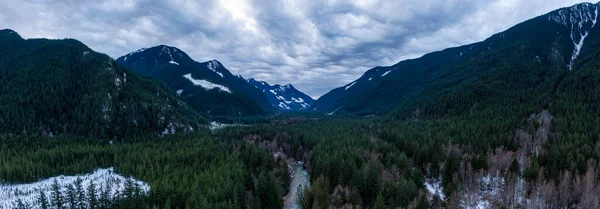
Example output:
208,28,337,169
547,2,599,70
247,79,314,111
207,60,224,77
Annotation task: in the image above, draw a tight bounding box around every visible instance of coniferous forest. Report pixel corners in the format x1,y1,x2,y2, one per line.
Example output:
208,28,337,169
2,2,600,209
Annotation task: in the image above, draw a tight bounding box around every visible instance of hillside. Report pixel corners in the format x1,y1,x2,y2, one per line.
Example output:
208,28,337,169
0,29,205,138
116,46,274,117
247,78,314,111
314,2,600,120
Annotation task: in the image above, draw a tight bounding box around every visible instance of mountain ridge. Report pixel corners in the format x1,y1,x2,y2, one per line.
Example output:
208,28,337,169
313,2,600,117
247,78,314,111
0,30,205,138
116,45,275,116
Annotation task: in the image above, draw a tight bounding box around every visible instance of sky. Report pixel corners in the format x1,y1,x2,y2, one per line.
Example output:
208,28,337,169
0,0,592,98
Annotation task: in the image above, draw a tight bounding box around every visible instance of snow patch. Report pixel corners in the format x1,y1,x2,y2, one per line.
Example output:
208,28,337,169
169,60,179,65
183,73,231,93
207,60,224,77
327,107,342,116
381,70,392,77
126,48,146,57
209,121,246,130
176,89,183,96
424,178,445,200
548,3,599,70
345,82,356,90
279,102,291,110
0,168,149,209
291,97,304,103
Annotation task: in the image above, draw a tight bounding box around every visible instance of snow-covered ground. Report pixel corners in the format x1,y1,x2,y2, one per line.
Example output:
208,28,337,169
0,168,149,209
209,121,247,130
183,73,231,93
345,82,356,90
424,178,445,200
460,174,504,209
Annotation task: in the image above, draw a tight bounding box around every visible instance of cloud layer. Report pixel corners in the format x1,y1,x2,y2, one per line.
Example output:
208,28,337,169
0,0,590,98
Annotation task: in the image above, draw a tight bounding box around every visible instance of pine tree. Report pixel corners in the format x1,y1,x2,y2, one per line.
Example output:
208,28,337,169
51,179,64,209
12,198,29,209
372,192,385,209
99,181,111,209
37,188,49,209
256,171,283,209
87,181,98,209
75,177,86,209
66,184,77,209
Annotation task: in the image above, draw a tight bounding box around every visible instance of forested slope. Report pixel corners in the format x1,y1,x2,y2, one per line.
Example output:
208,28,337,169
0,29,205,138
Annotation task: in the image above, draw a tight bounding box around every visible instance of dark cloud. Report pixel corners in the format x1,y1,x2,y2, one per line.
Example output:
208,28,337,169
0,0,590,98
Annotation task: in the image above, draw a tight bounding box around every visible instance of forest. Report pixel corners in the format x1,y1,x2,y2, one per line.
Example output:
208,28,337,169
2,3,600,208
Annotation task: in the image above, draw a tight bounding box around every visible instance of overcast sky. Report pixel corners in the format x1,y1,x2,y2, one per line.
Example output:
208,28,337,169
0,0,591,98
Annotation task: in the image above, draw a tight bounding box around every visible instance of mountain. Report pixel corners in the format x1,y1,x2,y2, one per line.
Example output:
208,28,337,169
116,46,274,116
0,29,205,138
246,78,314,111
314,2,600,118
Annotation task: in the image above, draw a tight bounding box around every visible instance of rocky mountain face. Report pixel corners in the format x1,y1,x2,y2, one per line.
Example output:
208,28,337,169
247,78,314,111
117,46,274,116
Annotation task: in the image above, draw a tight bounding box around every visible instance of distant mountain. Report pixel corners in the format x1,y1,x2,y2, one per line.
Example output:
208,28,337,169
314,2,600,118
116,46,274,116
246,78,314,111
0,29,205,138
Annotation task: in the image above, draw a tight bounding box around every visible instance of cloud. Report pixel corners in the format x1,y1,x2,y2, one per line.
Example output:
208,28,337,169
0,0,591,98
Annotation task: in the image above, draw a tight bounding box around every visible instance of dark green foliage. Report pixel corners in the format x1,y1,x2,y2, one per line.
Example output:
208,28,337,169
37,189,48,209
256,171,283,209
1,134,282,209
372,192,385,209
87,181,97,209
509,158,520,174
0,30,205,138
66,184,77,209
51,179,64,209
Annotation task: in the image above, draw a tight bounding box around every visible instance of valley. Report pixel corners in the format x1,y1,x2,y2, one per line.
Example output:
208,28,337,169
1,1,600,209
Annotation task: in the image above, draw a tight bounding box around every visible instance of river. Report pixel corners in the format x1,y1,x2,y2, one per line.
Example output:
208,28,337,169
284,163,311,209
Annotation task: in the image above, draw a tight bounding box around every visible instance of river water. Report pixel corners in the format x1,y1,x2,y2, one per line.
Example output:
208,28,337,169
284,164,311,209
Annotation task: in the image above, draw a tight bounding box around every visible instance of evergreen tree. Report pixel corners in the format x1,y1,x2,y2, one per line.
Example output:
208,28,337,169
75,177,86,209
87,181,98,209
99,181,111,209
372,192,385,209
12,198,29,209
256,171,283,209
66,184,77,209
37,189,49,209
51,179,64,209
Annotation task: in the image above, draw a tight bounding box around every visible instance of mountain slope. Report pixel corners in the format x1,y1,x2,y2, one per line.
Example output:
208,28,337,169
314,2,600,118
0,29,205,138
247,78,314,111
116,46,274,116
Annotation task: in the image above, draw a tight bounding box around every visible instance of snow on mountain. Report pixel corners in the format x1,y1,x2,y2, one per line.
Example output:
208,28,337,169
183,73,231,93
381,70,392,77
207,60,224,77
247,78,314,111
345,82,356,90
548,3,599,70
0,168,149,209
